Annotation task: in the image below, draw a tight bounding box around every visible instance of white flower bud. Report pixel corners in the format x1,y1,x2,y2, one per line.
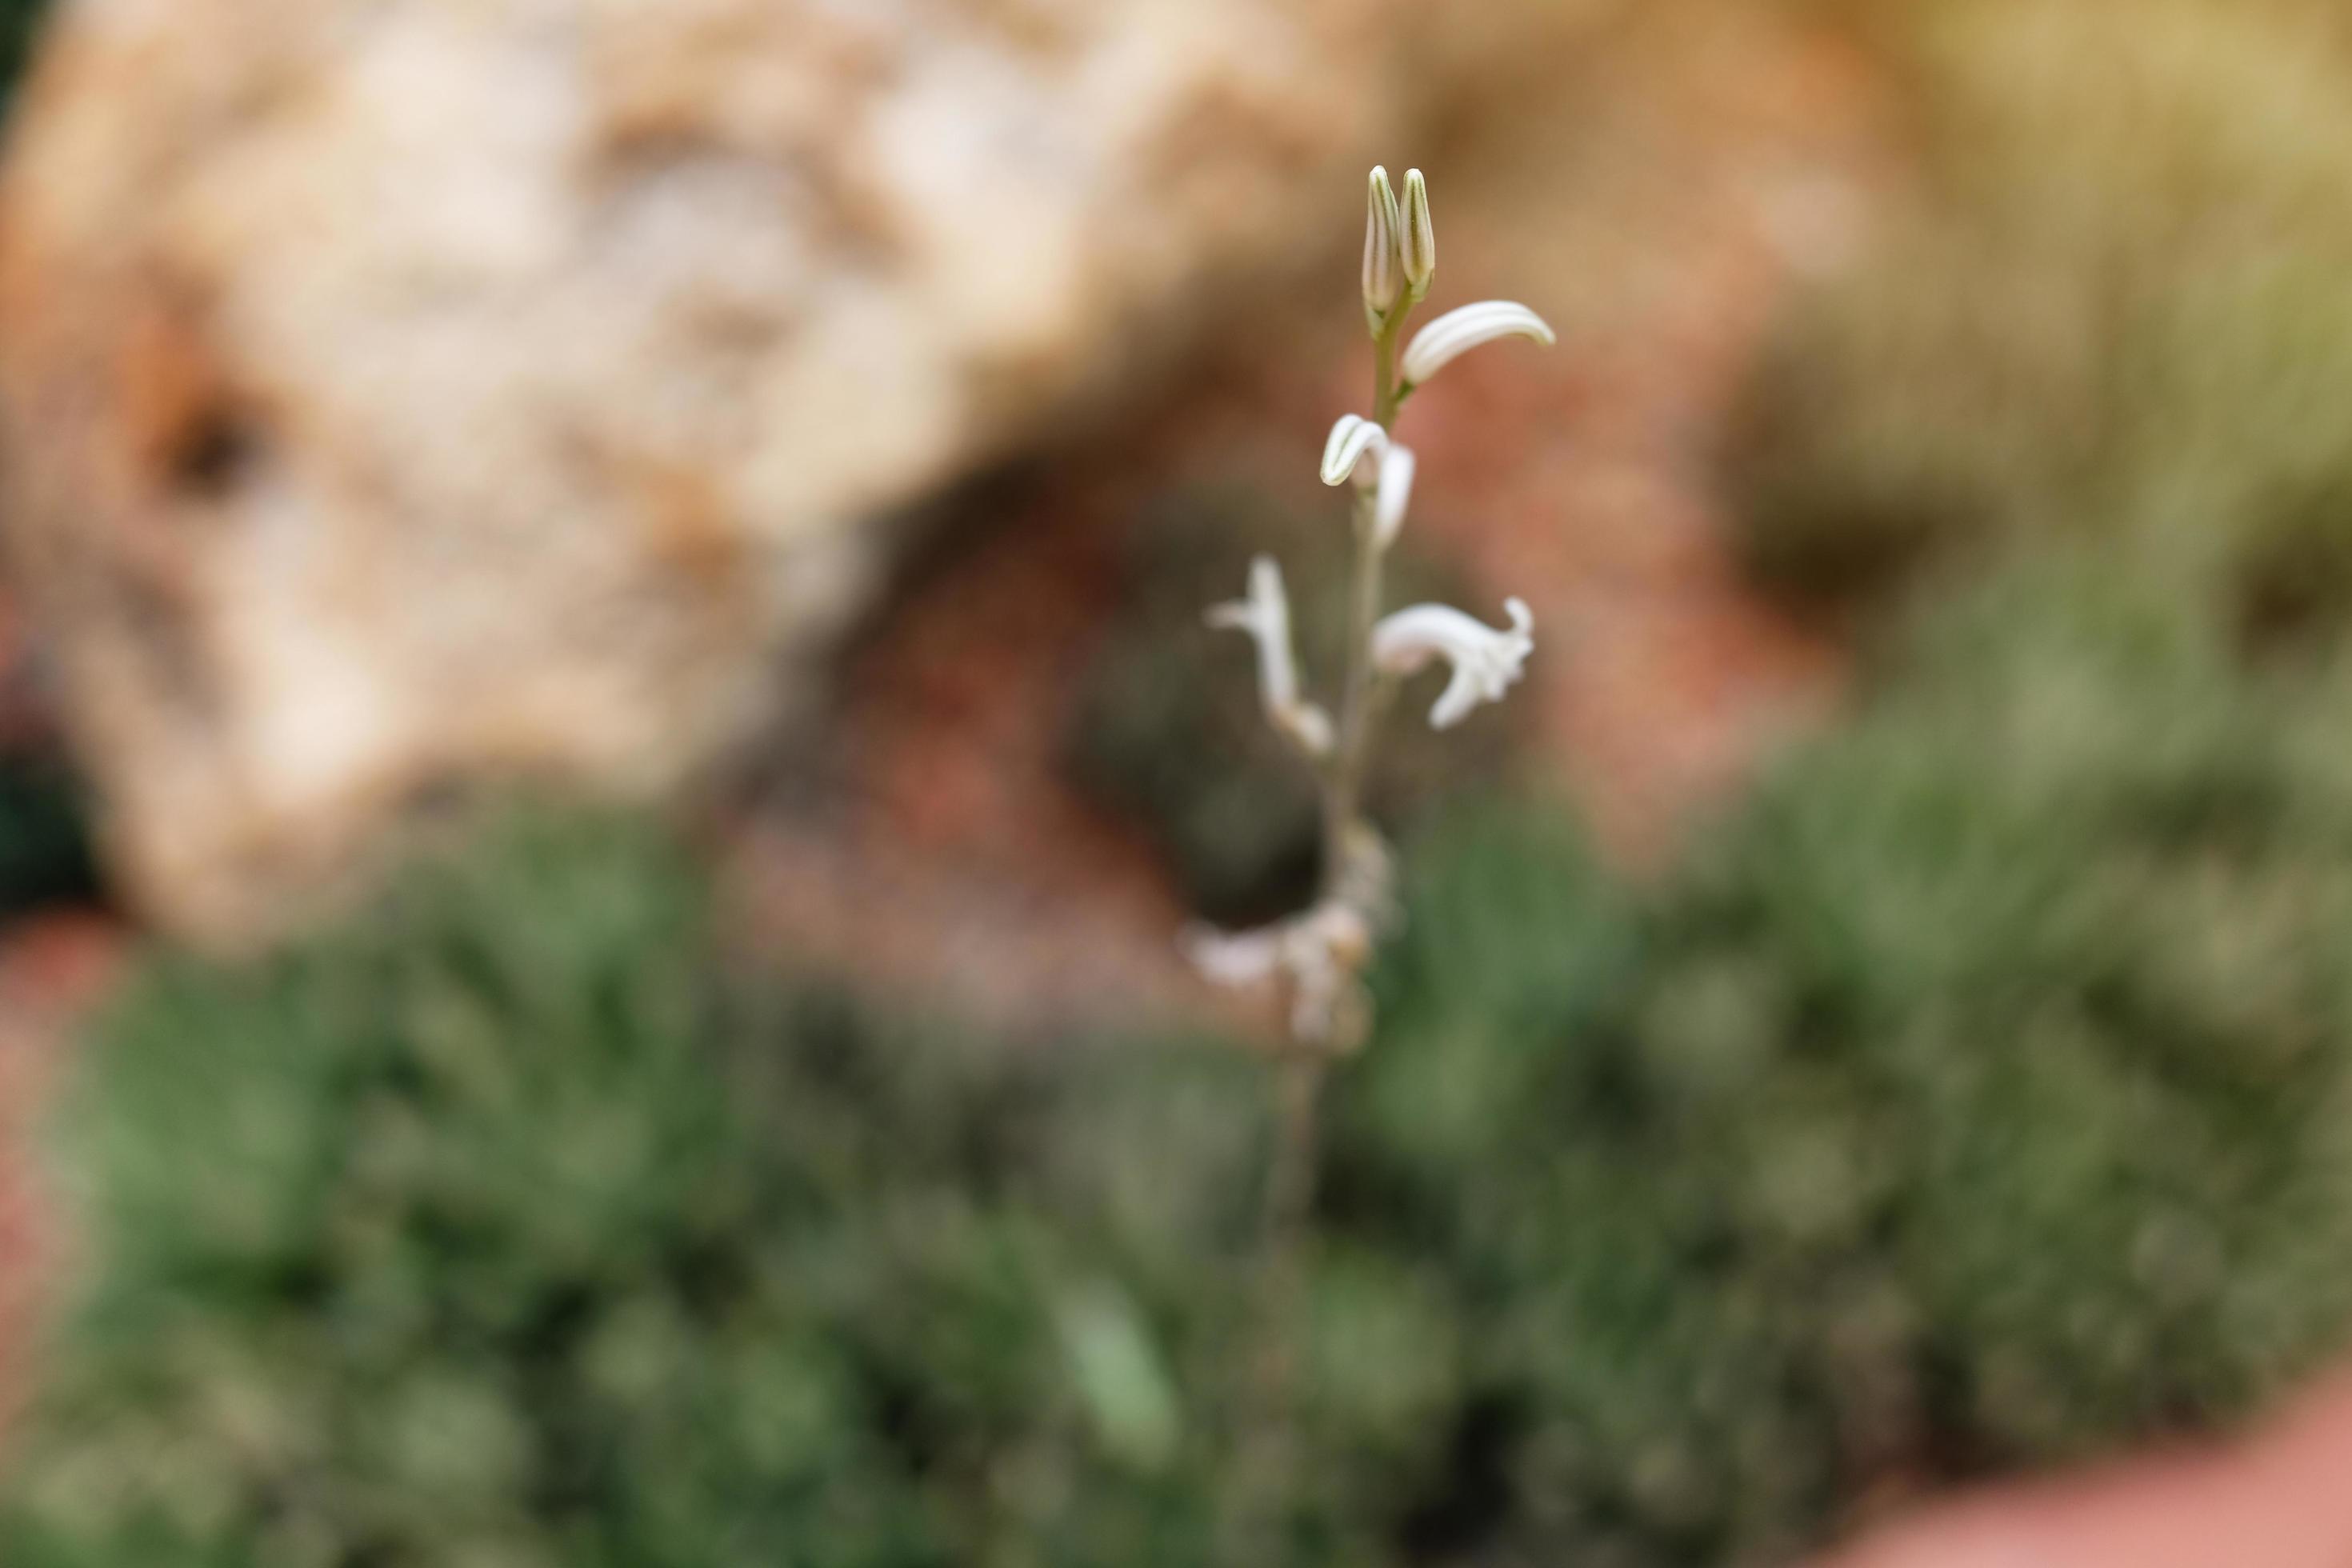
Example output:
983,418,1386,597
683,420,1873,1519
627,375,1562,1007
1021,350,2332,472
1399,302,1555,389
1371,598,1536,730
1401,169,1436,300
1320,413,1387,487
1362,166,1405,327
1372,442,1416,551
1206,555,1334,756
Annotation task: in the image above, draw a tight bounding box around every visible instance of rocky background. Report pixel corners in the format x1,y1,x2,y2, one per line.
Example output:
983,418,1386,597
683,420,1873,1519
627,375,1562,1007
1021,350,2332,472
0,0,1894,1013
0,0,1643,942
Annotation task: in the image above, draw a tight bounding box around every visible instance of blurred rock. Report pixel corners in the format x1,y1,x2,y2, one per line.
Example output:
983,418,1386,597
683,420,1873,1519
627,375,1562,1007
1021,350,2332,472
0,0,1615,941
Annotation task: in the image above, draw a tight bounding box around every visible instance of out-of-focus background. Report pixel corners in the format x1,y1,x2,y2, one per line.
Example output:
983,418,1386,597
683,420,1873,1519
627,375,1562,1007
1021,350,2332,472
6,0,2352,1562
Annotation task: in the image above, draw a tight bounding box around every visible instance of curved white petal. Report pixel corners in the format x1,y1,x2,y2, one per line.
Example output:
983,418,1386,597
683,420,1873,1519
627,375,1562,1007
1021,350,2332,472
1371,598,1536,730
1205,555,1333,754
1372,443,1417,550
1400,302,1556,388
1320,414,1387,487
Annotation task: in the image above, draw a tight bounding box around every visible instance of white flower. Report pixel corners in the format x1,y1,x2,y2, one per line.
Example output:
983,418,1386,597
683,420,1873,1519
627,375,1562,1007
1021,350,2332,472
1372,442,1416,551
1206,555,1334,755
1362,166,1404,325
1401,168,1435,300
1372,598,1536,730
1320,413,1387,488
1400,302,1555,389
1182,900,1374,1043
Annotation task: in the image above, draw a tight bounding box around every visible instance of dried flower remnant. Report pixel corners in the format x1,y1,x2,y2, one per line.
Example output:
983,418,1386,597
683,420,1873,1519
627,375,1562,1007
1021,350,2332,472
1182,901,1373,1046
1192,166,1553,1052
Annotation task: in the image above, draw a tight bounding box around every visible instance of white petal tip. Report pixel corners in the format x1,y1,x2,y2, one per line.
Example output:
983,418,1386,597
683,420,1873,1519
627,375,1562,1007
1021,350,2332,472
1400,302,1557,388
1319,414,1386,486
1373,444,1417,550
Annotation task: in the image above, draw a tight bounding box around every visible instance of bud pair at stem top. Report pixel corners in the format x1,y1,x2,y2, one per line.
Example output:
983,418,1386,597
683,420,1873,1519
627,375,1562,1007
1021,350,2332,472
1364,166,1435,330
1364,166,1556,394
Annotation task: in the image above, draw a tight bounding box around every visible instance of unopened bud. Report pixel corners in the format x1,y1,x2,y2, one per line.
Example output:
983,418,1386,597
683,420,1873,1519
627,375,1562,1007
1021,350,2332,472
1401,169,1435,300
1362,166,1404,330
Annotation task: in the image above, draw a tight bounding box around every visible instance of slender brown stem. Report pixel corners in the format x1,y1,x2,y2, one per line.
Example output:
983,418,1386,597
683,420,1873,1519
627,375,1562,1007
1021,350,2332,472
1234,1047,1326,1557
1322,498,1382,878
1274,310,1404,1256
1261,1052,1326,1266
1231,298,1417,1566
1240,311,1409,1546
1321,310,1406,891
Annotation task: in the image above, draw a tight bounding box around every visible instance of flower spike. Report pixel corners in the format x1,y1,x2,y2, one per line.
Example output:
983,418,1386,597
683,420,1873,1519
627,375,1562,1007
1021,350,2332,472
1206,556,1334,756
1400,302,1555,390
1371,598,1536,730
1184,166,1552,1050
1321,414,1387,488
1401,169,1436,301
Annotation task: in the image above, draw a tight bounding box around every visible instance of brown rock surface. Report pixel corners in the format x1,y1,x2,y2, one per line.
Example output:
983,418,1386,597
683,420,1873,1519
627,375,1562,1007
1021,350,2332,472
0,0,1618,941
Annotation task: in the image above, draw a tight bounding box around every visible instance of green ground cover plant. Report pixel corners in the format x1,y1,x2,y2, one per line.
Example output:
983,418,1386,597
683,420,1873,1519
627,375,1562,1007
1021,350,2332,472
1336,553,2352,1561
10,551,2352,1566
1737,0,2352,638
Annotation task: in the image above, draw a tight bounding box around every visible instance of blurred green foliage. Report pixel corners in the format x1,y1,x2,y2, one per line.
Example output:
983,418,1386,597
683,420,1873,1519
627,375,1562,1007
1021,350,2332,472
1069,483,1522,926
1337,554,2352,1561
1735,0,2352,636
0,811,1311,1566
13,551,2352,1564
0,0,42,110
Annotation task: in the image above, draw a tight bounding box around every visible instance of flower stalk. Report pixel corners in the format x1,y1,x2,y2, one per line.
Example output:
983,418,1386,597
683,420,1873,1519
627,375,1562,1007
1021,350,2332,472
1194,166,1550,1054
1194,163,1553,1546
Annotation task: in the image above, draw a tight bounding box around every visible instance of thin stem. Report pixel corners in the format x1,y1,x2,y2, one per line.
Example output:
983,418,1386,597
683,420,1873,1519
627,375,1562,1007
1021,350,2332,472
1241,307,1408,1546
1260,1052,1324,1274
1373,306,1405,429
1236,1038,1326,1555
1321,497,1380,878
1322,310,1405,890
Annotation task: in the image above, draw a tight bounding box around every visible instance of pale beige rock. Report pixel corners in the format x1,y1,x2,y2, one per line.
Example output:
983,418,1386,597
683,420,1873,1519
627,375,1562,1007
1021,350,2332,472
0,0,1612,940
